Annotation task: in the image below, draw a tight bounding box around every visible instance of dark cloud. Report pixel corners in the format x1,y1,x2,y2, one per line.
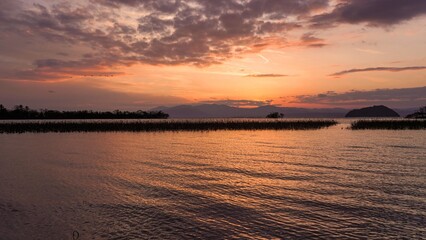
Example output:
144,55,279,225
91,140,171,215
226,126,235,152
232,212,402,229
311,0,426,27
300,32,327,47
95,0,329,16
288,86,426,108
246,74,288,78
245,0,329,17
0,0,329,75
1,0,425,82
56,52,69,56
331,66,426,76
92,0,182,12
0,0,21,13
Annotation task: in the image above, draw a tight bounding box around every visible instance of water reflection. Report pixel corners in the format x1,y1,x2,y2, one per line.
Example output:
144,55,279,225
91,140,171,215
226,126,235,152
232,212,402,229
0,127,425,239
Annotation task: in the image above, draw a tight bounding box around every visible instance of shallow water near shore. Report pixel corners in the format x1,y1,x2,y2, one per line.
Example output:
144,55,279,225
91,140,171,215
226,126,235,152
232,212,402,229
0,122,425,239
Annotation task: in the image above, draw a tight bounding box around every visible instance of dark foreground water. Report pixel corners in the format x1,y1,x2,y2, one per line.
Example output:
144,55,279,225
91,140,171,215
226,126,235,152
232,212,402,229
0,123,425,239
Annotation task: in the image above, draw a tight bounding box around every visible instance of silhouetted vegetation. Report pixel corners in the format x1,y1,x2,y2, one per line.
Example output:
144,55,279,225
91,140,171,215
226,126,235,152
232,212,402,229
350,120,426,130
266,112,284,118
0,104,169,119
406,106,426,119
0,120,338,134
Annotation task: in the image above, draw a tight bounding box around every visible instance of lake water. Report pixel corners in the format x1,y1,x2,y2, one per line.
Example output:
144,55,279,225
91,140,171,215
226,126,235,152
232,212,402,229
0,122,425,239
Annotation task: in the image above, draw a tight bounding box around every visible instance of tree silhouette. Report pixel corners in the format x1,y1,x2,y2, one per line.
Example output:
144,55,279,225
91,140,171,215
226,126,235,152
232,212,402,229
266,112,284,118
406,106,426,119
0,104,169,119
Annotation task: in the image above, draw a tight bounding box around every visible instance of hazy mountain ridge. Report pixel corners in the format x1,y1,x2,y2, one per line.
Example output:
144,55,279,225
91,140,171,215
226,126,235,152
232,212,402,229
152,104,418,118
151,104,347,118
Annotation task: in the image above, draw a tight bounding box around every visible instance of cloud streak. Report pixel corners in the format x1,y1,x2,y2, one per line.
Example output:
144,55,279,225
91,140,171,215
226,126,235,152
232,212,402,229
331,66,426,76
299,32,327,48
288,86,426,108
246,74,288,78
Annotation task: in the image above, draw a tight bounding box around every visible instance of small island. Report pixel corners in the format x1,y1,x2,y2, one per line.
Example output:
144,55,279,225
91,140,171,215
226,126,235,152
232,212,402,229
345,105,400,118
266,112,285,118
406,106,426,119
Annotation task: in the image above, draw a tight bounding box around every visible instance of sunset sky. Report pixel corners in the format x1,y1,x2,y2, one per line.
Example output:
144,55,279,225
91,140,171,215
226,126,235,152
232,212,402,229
0,0,425,110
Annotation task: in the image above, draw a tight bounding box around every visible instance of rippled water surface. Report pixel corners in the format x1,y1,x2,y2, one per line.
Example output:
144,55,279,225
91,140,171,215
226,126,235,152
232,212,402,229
0,124,425,239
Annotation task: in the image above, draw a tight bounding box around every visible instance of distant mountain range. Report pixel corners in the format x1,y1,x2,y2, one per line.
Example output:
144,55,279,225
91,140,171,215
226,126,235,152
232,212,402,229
151,104,418,118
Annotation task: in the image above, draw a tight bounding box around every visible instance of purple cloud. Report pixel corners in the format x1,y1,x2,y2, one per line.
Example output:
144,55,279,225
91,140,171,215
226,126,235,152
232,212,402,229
331,66,426,76
1,0,425,82
289,87,426,108
0,0,328,73
311,0,426,27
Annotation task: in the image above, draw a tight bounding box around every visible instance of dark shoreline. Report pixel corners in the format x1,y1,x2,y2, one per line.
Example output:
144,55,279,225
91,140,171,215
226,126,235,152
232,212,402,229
0,120,337,133
350,120,426,130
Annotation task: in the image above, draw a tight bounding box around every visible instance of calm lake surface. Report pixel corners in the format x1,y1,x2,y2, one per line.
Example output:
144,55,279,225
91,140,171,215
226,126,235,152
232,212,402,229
0,122,425,239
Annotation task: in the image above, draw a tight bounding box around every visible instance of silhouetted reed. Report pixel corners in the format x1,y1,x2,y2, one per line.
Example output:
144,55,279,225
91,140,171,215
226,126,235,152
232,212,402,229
0,120,337,133
351,120,426,130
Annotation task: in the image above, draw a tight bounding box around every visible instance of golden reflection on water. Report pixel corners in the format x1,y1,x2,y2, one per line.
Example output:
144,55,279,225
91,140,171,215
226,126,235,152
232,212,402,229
0,126,425,239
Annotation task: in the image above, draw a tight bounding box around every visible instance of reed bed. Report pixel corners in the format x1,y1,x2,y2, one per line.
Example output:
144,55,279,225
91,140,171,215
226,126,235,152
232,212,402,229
350,120,426,130
0,120,337,133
